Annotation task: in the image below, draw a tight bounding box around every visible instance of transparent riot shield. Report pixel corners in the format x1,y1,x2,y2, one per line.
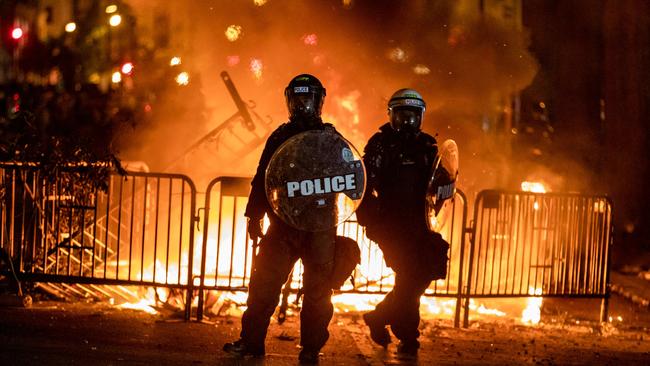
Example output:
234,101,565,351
426,139,459,232
265,130,366,232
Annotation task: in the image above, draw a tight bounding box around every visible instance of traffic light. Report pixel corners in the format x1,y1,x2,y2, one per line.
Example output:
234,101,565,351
11,27,23,40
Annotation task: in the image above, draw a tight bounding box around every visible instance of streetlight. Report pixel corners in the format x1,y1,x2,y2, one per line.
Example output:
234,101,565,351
109,14,122,27
112,71,122,83
121,62,134,75
65,22,76,33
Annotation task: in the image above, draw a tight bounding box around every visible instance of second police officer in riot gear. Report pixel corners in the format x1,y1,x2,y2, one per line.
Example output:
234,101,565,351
357,88,450,358
223,74,337,364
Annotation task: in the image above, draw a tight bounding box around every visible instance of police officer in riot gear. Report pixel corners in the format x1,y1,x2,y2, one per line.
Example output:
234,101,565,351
357,88,450,357
223,74,337,364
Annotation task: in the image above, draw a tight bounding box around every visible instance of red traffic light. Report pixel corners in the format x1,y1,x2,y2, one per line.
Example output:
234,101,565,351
11,27,23,40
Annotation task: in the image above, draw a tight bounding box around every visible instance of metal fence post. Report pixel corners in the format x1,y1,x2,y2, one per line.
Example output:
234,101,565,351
454,190,468,328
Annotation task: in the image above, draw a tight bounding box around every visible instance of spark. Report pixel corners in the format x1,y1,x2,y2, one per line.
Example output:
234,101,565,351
302,33,318,46
225,25,243,42
250,58,263,79
226,55,240,66
105,5,118,14
413,64,431,75
388,47,407,63
254,0,268,5
175,71,190,86
170,56,181,66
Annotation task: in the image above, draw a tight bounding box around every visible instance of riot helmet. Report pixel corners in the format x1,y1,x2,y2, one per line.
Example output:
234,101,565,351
388,88,426,133
285,74,326,122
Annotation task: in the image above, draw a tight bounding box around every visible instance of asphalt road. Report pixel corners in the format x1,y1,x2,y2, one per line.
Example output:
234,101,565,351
1,294,650,365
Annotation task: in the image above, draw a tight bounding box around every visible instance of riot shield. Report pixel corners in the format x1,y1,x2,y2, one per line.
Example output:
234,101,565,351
426,139,459,232
265,130,366,232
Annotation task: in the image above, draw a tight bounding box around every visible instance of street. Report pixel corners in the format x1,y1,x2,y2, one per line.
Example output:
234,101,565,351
1,293,649,365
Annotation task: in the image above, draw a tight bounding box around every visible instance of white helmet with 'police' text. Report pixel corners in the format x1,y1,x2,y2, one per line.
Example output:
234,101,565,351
388,88,426,133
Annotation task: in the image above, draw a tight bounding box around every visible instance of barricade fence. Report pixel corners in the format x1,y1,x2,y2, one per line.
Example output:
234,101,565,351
0,164,197,319
464,190,612,326
1,167,612,327
195,176,469,326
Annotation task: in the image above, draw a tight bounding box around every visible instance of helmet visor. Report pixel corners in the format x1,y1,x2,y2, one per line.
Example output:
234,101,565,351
287,89,324,119
390,106,422,132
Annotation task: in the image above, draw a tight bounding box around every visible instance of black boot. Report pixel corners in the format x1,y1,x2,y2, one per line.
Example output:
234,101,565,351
298,348,320,364
363,312,391,347
396,340,419,359
223,339,265,357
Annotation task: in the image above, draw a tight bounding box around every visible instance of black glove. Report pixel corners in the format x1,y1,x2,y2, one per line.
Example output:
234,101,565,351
247,217,264,240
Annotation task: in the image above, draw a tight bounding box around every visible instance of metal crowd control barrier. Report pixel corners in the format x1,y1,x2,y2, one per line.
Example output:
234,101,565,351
194,176,469,327
0,164,198,320
2,165,613,327
463,190,613,326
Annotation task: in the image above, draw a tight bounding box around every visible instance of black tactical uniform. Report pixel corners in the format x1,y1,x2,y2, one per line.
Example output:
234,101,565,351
357,89,449,356
224,74,336,364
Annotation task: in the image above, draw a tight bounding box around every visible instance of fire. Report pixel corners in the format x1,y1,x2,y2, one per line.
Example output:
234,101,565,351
117,288,158,315
332,294,383,313
520,181,548,193
322,91,364,149
474,301,506,317
521,287,543,325
110,180,540,328
118,299,157,314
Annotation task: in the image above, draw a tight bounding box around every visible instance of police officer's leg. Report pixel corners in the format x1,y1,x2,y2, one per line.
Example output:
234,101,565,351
388,271,432,346
371,287,395,324
299,230,335,352
240,228,297,350
362,236,405,347
367,236,406,326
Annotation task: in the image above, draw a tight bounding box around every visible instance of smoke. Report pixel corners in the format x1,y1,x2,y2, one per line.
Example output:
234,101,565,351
117,0,538,191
